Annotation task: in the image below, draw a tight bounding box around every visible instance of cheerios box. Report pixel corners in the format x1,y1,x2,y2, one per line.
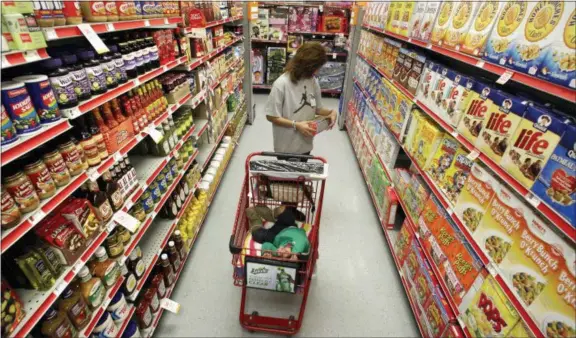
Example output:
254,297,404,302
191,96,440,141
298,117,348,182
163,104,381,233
500,105,567,189
531,123,576,227
483,1,529,66
459,275,521,337
475,90,528,164
456,81,495,146
431,2,455,46
535,3,575,89
461,1,505,56
453,164,499,234
507,2,573,78
442,2,481,51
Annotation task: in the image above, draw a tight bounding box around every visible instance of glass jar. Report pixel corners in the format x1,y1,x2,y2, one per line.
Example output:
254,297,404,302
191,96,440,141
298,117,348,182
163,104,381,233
58,140,84,176
42,149,71,187
130,203,146,221
1,186,21,229
117,226,131,244
24,159,57,200
4,170,40,213
105,230,124,259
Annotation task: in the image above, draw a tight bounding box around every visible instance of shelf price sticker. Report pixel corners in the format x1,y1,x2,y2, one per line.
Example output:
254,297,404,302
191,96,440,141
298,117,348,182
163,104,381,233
113,210,141,233
23,50,41,62
106,23,115,32
525,192,541,208
53,282,67,297
107,221,117,233
148,126,163,144
466,149,480,161
31,209,47,225
73,261,85,274
496,70,514,85
476,60,485,68
160,298,181,314
78,24,110,54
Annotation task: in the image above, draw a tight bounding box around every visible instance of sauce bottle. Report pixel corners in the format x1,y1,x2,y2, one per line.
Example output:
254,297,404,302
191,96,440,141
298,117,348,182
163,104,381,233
100,51,118,89
158,254,175,287
77,266,106,309
127,250,146,280
73,116,101,167
172,230,187,259
42,58,79,109
86,181,113,222
86,113,109,160
58,287,91,330
110,98,127,123
143,288,160,313
78,50,107,95
150,273,166,299
104,229,124,259
120,263,137,298
61,54,92,101
40,307,78,338
89,247,120,288
166,241,181,272
99,170,123,211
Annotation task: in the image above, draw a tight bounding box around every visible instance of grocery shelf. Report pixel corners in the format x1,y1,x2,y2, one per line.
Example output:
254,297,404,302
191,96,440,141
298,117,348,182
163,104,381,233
1,119,72,166
287,31,348,37
178,36,244,71
351,79,545,338
251,38,287,44
81,275,125,337
193,119,209,138
259,1,352,8
182,15,244,34
1,48,50,69
356,52,576,243
115,305,136,337
197,110,237,171
42,17,183,41
209,59,244,91
362,24,576,104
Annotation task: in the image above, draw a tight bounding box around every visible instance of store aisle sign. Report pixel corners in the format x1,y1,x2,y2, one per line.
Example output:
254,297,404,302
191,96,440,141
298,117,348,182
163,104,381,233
245,261,297,293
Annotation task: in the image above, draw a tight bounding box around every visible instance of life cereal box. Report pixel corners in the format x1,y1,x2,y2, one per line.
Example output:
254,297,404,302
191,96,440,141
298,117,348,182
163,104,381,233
459,275,522,337
428,67,454,124
418,1,442,42
416,61,440,109
461,1,504,56
531,123,575,227
409,2,428,40
452,77,477,128
399,1,416,37
507,2,570,78
441,147,474,206
457,81,495,146
425,134,460,185
431,2,455,46
442,1,481,51
412,118,444,169
483,1,529,66
501,106,567,189
535,3,575,89
475,91,528,164
454,164,499,233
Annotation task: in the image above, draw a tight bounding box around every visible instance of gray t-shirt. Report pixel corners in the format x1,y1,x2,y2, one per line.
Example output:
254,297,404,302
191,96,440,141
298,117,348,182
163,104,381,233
265,73,323,154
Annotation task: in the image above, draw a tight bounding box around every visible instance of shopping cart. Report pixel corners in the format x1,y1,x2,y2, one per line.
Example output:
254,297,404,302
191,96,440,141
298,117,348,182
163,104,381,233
229,152,328,335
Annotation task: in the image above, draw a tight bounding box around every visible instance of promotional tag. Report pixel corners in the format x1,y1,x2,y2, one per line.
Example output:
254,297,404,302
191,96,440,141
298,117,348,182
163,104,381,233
160,298,181,314
148,126,164,144
113,210,141,233
496,70,514,85
78,24,110,54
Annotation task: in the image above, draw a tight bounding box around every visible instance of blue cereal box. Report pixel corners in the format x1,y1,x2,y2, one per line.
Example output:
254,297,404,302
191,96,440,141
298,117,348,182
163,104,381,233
531,123,576,227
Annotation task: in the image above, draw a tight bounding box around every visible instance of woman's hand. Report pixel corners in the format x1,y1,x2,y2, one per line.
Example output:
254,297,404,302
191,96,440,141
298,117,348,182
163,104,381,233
328,110,337,129
295,121,315,137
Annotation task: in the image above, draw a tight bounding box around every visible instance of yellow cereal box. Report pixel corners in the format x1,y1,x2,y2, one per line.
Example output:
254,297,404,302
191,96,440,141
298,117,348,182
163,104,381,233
412,117,444,169
440,146,474,205
475,91,528,164
399,1,416,37
404,109,424,154
425,135,459,184
456,82,495,146
454,164,499,234
506,321,531,337
500,106,567,188
459,275,522,337
443,1,481,51
483,1,529,66
461,1,504,56
431,2,455,46
388,2,402,33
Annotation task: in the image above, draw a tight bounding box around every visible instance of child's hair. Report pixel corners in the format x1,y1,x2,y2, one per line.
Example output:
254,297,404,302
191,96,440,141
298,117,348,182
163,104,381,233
285,42,327,84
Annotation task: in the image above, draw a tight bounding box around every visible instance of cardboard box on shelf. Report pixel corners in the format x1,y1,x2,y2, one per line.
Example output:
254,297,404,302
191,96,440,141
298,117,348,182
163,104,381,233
439,146,473,206
430,2,455,46
456,81,495,146
103,118,135,155
461,1,504,56
442,2,480,51
482,1,528,67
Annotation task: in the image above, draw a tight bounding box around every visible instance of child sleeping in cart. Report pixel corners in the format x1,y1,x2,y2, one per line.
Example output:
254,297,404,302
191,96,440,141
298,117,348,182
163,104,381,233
246,205,310,261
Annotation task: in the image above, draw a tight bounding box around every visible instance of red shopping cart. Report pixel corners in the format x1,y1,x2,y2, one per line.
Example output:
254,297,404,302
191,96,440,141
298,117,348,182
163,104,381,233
229,152,328,335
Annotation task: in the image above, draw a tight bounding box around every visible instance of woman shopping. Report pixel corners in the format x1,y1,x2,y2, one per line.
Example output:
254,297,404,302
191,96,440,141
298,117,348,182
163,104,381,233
265,43,337,157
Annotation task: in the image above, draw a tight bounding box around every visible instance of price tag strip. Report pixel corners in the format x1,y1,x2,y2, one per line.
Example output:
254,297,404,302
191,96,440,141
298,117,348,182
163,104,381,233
160,298,181,314
496,70,514,85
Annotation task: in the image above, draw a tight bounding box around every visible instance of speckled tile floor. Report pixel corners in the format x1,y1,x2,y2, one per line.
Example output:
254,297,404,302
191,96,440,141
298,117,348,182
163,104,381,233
154,94,419,337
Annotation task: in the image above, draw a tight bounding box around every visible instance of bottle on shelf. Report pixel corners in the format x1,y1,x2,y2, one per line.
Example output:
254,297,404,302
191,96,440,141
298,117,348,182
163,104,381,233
158,253,175,287
86,180,114,223
99,170,124,211
172,230,187,259
86,113,109,160
73,116,101,167
40,307,78,338
88,247,120,289
101,102,120,129
58,287,91,331
166,241,181,272
76,266,106,310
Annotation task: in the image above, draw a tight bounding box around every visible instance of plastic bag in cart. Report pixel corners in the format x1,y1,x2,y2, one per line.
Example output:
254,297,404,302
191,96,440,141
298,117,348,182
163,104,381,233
249,160,328,180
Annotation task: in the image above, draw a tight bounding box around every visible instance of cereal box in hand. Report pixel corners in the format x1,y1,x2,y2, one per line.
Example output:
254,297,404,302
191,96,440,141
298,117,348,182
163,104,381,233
475,91,528,164
457,81,495,146
441,147,474,206
431,2,455,46
531,123,576,228
461,1,504,56
425,134,459,185
500,106,567,189
460,275,522,337
483,1,529,66
454,163,499,234
442,1,481,51
417,2,442,42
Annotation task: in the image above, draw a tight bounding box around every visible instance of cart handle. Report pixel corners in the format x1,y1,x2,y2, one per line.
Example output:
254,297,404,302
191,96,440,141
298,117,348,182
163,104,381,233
249,152,327,163
230,235,241,255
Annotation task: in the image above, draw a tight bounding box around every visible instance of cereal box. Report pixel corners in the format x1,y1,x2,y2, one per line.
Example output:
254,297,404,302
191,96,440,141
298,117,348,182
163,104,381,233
394,91,414,138
459,275,522,337
457,81,495,145
431,2,455,46
402,240,421,281
395,222,414,265
431,68,461,125
408,2,428,40
412,118,445,169
388,2,403,33
536,2,575,89
446,73,471,128
384,38,403,79
452,77,477,128
461,1,504,56
399,1,416,37
426,135,460,185
483,1,529,66
443,1,481,51
412,252,436,306
441,147,474,205
501,106,567,188
507,2,569,77
405,51,427,96
475,91,528,164
531,123,576,227
392,48,410,85
418,1,442,42
424,287,453,337
454,164,499,233
416,61,438,107
417,196,443,239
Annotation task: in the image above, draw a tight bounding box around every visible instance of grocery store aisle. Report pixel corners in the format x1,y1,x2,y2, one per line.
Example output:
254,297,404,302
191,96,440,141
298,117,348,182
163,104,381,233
156,94,419,337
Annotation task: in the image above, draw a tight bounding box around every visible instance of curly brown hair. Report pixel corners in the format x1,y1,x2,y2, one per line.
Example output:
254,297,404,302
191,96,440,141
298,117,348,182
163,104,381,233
284,42,327,84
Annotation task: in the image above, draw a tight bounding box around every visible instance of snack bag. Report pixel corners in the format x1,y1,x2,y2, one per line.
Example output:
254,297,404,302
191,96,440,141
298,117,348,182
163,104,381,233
475,91,528,164
430,2,455,46
454,164,499,233
483,1,528,66
442,1,481,51
461,1,504,56
500,106,567,188
457,81,494,145
531,123,576,227
441,147,474,205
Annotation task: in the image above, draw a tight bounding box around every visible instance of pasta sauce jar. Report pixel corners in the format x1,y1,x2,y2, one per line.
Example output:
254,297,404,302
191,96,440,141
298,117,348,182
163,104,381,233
42,149,71,187
24,159,57,200
58,140,85,177
4,170,40,213
1,186,21,229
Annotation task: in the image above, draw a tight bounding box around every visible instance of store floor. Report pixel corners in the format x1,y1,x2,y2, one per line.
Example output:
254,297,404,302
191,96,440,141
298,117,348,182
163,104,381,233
155,94,419,337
